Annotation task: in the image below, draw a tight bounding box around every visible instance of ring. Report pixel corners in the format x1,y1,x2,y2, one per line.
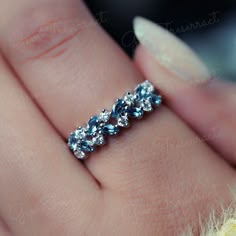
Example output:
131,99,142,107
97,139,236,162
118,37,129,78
67,80,162,160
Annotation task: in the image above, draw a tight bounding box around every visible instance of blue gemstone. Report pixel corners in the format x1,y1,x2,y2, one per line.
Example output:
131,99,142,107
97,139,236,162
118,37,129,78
135,85,151,100
102,124,119,136
87,116,99,135
68,132,79,151
127,107,144,118
112,99,127,118
151,94,162,106
80,140,95,153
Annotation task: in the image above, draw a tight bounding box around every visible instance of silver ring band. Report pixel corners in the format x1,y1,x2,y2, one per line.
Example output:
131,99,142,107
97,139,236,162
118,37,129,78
68,80,162,160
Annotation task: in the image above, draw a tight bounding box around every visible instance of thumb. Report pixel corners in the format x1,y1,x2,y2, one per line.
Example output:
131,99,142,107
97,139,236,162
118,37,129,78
133,17,236,164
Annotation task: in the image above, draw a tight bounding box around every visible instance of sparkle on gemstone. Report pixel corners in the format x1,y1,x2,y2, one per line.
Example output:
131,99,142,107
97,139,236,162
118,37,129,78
99,109,111,123
123,92,135,106
112,99,127,118
74,148,86,160
117,115,129,127
92,134,105,146
102,124,119,136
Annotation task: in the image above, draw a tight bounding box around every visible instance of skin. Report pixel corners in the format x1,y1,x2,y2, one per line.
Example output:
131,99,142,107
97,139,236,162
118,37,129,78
0,0,235,235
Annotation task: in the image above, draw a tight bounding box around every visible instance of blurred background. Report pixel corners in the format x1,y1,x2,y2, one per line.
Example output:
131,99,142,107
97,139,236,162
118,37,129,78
85,0,236,81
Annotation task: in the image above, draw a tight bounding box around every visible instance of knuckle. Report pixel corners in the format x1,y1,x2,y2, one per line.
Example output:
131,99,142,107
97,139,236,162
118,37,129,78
7,1,89,62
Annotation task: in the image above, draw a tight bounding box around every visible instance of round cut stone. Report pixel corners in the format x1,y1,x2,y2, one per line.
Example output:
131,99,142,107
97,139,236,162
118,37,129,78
135,81,155,101
87,116,99,135
74,149,86,160
80,140,95,153
75,127,86,139
127,107,144,119
102,124,119,136
99,109,111,123
124,92,135,106
140,98,153,112
92,134,105,146
142,80,154,93
117,115,129,127
112,99,127,118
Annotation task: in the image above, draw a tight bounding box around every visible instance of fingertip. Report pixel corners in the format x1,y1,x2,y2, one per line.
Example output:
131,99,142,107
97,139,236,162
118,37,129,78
133,37,236,165
132,16,211,83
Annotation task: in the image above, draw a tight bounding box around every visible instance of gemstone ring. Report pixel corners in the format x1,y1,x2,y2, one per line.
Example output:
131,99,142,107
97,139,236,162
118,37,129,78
67,80,162,160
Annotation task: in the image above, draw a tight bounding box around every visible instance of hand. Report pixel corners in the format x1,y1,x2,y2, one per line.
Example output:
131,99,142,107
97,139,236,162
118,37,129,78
0,1,235,236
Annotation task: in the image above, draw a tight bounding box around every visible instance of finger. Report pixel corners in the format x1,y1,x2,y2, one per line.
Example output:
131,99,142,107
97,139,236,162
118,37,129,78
133,17,236,164
0,57,100,236
0,0,235,198
89,107,236,235
0,0,140,137
0,0,143,174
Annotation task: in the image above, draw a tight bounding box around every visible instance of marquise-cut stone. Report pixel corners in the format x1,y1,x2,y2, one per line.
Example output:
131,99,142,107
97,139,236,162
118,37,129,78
135,85,147,99
80,140,95,153
128,107,144,119
112,99,127,118
151,94,162,106
117,115,129,127
102,124,119,136
87,116,99,135
135,85,151,101
68,132,79,151
74,149,86,160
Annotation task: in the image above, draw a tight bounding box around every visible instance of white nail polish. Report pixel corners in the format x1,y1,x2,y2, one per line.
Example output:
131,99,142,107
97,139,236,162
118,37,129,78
133,16,211,83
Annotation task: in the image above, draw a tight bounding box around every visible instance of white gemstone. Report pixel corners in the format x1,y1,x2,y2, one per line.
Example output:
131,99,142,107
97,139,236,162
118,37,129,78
74,149,86,160
142,80,154,93
117,115,129,127
93,134,105,146
124,92,135,106
75,127,86,139
99,109,111,122
141,99,153,112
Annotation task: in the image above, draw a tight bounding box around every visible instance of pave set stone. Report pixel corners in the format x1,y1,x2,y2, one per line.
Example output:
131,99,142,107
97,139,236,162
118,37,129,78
68,80,162,160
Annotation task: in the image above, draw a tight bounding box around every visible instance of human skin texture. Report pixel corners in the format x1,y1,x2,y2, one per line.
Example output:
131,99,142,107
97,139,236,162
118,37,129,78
0,1,235,235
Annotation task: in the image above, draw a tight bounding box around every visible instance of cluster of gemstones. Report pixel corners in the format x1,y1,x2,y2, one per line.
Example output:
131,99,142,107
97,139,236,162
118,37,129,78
68,80,162,160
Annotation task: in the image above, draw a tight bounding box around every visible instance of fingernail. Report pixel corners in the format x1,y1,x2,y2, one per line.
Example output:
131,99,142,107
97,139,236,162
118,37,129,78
133,16,211,83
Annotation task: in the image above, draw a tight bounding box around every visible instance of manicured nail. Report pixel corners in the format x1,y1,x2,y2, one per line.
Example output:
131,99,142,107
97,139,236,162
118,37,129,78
133,16,211,83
